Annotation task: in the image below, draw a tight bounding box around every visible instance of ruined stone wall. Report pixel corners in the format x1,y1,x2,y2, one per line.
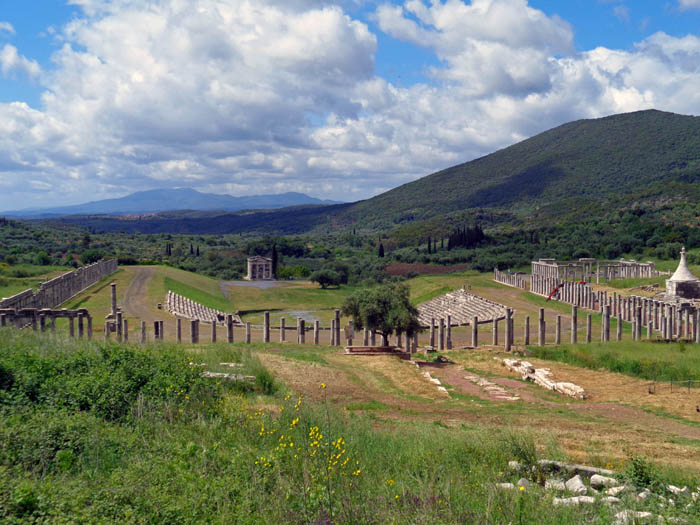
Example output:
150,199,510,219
0,259,118,310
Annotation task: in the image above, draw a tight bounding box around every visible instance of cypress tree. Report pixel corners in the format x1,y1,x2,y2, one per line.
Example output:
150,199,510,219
378,243,385,258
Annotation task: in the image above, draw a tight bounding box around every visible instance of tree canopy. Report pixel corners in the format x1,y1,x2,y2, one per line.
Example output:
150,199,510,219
310,269,341,289
341,282,422,345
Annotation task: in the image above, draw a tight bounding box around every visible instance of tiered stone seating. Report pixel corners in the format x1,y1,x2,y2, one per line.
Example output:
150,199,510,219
166,291,241,325
417,288,507,327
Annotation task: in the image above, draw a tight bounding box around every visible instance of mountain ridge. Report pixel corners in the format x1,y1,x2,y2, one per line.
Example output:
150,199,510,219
3,188,343,217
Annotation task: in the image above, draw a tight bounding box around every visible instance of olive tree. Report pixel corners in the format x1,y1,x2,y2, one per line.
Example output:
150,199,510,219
341,282,422,345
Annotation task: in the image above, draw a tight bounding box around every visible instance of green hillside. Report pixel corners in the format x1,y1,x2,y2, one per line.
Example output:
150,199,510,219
343,110,700,227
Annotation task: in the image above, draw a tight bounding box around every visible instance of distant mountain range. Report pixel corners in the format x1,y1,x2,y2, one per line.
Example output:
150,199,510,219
2,189,343,218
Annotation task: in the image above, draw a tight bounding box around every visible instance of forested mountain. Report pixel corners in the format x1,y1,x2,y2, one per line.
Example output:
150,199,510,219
342,109,700,227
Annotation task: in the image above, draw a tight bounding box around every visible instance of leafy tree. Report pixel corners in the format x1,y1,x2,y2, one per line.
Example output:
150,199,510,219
81,249,104,264
341,282,422,345
310,269,341,289
34,251,51,266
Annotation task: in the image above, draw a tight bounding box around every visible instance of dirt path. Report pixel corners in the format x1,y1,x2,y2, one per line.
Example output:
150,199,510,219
123,267,158,321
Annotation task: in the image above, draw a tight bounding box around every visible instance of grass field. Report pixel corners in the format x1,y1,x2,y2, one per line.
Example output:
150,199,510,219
0,264,73,300
532,341,700,382
2,329,700,523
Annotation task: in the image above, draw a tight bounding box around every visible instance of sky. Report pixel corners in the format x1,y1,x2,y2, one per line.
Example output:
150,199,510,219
0,0,699,210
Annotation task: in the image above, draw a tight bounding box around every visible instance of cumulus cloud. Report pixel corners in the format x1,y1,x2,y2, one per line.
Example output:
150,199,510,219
678,0,700,10
0,21,15,34
0,44,41,77
0,0,700,210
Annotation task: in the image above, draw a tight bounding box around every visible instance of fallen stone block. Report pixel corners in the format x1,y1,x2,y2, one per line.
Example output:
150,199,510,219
667,485,688,495
495,483,515,490
613,510,654,525
601,496,622,505
545,479,566,491
591,474,619,489
552,496,595,506
565,474,587,496
605,486,627,497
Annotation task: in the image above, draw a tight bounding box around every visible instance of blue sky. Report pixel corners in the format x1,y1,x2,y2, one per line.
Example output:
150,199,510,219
0,0,699,209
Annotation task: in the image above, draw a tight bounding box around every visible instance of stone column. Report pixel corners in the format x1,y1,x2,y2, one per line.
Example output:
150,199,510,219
538,308,545,347
555,315,561,344
412,334,418,353
190,320,198,344
69,316,75,338
396,331,402,348
77,313,84,338
492,318,499,346
123,319,129,342
524,316,530,346
586,313,592,343
280,317,286,342
176,319,182,343
505,309,512,352
226,315,234,343
370,329,376,346
430,318,435,347
334,309,340,348
104,322,111,341
245,322,251,344
116,312,123,342
0,314,6,327
446,315,452,350
297,317,303,344
314,320,319,345
330,319,336,345
438,319,445,351
683,309,690,339
471,316,478,348
211,322,216,343
39,314,46,333
299,319,305,344
616,312,622,342
571,306,578,343
363,328,369,346
154,320,160,341
601,305,610,342
647,317,652,339
110,283,117,318
696,310,700,344
141,321,147,344
263,312,270,343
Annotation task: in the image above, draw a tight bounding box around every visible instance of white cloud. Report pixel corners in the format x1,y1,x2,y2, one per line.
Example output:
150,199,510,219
0,44,41,77
678,0,700,10
0,21,15,35
0,0,699,210
613,5,630,23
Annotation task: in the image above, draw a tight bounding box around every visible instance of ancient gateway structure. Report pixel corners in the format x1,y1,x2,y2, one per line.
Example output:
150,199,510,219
0,259,118,310
666,247,700,300
245,256,273,280
531,257,660,284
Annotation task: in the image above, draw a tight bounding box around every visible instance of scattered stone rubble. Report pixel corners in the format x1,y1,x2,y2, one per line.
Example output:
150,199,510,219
463,372,520,401
502,358,587,399
500,460,698,524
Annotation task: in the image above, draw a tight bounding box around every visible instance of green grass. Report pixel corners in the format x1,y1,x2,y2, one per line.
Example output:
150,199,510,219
607,276,666,289
532,341,700,381
345,400,390,411
164,276,232,312
0,265,73,300
1,329,699,523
